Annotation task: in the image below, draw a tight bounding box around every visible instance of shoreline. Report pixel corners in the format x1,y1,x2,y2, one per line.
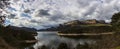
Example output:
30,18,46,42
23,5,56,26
57,32,115,36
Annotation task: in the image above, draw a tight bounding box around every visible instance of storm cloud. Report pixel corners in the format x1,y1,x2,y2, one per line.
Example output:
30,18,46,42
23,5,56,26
6,0,120,29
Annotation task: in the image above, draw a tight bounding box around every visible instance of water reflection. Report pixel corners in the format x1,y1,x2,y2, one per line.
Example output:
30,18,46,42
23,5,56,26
33,32,95,49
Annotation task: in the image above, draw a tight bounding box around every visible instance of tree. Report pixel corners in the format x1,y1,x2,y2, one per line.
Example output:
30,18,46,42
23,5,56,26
111,12,120,31
0,0,10,25
0,16,6,25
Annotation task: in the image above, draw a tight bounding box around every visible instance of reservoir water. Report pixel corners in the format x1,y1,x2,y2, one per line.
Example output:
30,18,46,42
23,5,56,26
32,31,95,49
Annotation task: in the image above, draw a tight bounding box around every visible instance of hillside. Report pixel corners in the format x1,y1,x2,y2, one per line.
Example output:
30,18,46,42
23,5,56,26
0,25,37,49
57,19,112,34
39,19,113,33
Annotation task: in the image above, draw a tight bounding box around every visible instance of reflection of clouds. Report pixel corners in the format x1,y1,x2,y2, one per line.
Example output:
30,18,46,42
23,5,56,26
33,32,95,49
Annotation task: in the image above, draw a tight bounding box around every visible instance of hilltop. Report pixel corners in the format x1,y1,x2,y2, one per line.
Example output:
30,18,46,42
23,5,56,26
63,19,106,26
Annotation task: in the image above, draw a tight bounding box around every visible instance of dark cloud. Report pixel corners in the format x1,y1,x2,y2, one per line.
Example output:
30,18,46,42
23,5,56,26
30,19,41,23
49,13,65,21
24,9,30,13
39,9,50,16
8,14,16,19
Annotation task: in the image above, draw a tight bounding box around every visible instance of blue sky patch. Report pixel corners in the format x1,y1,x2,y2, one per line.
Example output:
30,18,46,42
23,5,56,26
21,13,31,18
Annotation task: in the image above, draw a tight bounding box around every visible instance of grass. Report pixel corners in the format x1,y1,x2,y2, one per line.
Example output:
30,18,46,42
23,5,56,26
80,24,112,27
115,46,120,49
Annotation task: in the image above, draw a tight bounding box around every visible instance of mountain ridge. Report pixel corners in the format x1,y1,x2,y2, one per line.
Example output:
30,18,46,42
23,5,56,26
38,19,108,31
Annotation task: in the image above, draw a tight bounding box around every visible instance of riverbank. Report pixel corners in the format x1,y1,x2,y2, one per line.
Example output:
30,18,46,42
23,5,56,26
58,32,114,36
57,32,115,39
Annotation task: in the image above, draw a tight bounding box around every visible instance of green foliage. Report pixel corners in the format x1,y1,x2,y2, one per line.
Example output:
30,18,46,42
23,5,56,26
59,25,113,34
80,24,112,26
116,46,120,49
111,12,120,31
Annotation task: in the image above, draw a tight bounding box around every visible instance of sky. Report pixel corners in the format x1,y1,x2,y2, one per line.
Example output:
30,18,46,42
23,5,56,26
5,0,120,29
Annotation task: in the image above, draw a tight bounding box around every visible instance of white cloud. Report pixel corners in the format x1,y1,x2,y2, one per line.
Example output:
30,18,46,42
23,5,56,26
6,0,120,29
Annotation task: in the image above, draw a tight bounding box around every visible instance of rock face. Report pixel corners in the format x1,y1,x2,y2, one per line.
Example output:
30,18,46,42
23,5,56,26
64,19,106,26
64,20,80,26
84,19,97,24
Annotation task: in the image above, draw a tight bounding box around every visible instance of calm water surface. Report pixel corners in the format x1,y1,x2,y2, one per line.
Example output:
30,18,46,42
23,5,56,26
30,31,96,49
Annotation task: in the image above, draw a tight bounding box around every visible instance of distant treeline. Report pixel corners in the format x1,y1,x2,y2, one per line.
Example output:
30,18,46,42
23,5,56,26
59,25,113,34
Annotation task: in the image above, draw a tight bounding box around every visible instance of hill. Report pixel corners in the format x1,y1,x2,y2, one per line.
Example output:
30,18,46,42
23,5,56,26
0,25,37,49
39,19,112,33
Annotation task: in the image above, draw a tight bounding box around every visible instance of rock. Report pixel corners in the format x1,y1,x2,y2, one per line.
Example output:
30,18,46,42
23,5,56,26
84,19,97,24
64,20,80,26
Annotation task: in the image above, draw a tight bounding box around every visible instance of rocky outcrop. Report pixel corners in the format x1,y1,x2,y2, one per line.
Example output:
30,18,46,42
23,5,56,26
63,19,106,26
64,20,80,26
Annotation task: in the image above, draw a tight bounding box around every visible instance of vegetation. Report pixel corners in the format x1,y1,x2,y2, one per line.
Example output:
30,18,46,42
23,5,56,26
57,12,120,49
58,24,113,34
0,0,120,48
111,12,120,31
116,46,120,49
0,25,37,49
0,0,38,49
80,24,111,26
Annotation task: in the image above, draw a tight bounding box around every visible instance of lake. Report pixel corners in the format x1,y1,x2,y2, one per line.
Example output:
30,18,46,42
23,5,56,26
27,31,96,49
